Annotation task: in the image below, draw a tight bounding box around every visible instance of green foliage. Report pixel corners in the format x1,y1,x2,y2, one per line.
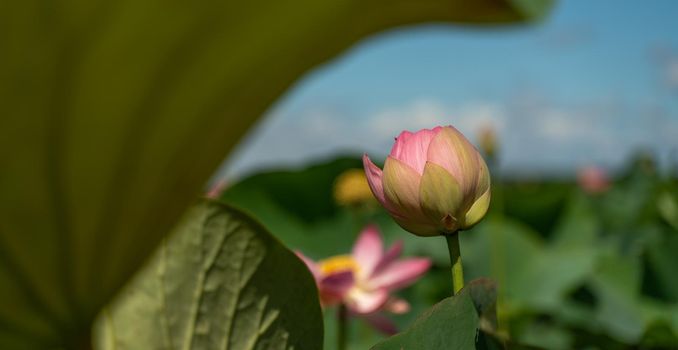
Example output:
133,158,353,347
0,0,552,346
500,181,572,235
646,233,678,300
473,166,678,349
95,201,323,350
225,157,363,222
223,155,678,349
222,156,455,264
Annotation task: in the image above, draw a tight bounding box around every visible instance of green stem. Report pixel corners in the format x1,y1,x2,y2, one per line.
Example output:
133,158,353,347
337,304,348,350
445,233,464,295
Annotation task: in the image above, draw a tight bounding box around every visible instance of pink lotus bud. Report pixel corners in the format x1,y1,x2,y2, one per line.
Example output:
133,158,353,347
577,166,610,194
363,126,491,236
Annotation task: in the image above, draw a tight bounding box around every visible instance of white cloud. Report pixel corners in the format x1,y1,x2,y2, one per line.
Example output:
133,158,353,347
368,99,449,138
219,98,506,180
666,58,678,88
217,94,677,181
538,110,580,140
367,99,506,143
652,47,678,90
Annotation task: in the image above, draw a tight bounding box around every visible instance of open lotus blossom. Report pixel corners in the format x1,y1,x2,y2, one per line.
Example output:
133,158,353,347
297,225,431,334
363,126,491,236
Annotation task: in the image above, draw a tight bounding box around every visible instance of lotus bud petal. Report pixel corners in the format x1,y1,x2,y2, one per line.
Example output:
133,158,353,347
363,125,491,236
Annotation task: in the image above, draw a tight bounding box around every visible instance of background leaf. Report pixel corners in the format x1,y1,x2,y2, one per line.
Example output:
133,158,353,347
371,279,504,350
370,284,480,350
94,201,323,350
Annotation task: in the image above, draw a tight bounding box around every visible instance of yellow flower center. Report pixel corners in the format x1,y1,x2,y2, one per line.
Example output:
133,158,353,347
318,255,360,276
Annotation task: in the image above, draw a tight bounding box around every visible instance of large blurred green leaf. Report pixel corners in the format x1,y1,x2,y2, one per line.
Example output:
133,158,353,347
0,0,552,346
94,201,323,349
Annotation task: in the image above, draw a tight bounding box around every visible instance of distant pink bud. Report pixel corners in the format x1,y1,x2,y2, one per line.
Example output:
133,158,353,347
577,166,610,194
363,126,491,236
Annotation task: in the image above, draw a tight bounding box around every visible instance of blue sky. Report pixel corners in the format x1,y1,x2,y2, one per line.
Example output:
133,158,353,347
220,1,678,180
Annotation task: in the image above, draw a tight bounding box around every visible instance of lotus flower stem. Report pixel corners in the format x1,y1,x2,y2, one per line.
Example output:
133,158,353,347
445,233,464,295
337,304,348,350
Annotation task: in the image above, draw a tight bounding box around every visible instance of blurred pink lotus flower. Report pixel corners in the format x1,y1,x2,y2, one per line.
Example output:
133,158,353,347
297,225,431,334
577,166,610,194
363,126,491,236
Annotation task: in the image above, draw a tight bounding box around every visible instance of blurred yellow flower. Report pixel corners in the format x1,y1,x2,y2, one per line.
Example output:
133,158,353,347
333,169,376,206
